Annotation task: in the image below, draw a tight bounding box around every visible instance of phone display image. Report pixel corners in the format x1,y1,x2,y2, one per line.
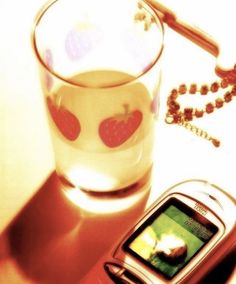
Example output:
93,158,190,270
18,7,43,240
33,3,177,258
123,198,218,279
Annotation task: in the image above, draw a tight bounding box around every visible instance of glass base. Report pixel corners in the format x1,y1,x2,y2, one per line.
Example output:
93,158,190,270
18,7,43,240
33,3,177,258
59,168,152,214
59,166,152,196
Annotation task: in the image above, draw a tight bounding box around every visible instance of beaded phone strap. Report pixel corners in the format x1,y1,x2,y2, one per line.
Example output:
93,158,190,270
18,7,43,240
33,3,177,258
165,76,236,147
134,3,236,147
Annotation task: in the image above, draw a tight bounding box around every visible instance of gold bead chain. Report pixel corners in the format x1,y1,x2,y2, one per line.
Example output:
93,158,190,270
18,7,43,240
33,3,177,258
165,78,236,147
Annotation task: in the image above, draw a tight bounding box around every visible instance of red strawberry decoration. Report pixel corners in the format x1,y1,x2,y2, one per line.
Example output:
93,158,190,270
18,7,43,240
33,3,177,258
47,97,81,141
99,104,143,148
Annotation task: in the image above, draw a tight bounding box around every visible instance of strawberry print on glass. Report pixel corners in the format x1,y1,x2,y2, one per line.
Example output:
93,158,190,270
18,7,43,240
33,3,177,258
47,97,81,141
65,27,102,61
44,49,53,91
99,104,143,148
150,93,160,116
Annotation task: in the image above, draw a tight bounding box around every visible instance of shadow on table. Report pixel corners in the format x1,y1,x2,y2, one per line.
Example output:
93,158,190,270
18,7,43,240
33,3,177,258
0,171,151,284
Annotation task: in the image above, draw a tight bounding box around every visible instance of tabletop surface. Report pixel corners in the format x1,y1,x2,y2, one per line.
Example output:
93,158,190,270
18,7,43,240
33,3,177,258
0,0,235,283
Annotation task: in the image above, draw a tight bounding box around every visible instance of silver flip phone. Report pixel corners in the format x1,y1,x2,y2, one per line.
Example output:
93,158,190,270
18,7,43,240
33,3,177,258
104,180,236,283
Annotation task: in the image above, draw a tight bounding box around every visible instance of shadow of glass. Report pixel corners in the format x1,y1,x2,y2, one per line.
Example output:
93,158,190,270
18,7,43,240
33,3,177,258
0,171,151,284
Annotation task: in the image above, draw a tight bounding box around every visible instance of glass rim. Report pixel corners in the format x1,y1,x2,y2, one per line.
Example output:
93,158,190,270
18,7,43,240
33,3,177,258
31,0,164,89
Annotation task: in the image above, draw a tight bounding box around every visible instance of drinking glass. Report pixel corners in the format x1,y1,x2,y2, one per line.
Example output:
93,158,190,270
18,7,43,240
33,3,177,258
32,0,164,194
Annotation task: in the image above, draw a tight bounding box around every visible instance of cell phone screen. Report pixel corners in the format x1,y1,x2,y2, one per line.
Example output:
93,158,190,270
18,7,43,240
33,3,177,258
123,198,218,279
